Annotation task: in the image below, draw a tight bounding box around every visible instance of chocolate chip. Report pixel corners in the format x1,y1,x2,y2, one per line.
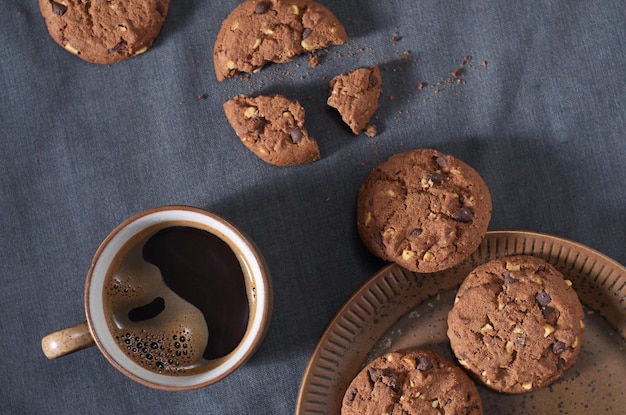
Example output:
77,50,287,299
251,117,266,136
451,207,473,222
552,341,567,354
50,0,67,16
156,2,165,16
542,305,555,318
368,71,379,88
254,1,271,14
411,228,423,236
536,291,552,307
373,231,383,247
514,337,526,347
428,171,446,185
503,271,519,284
368,367,382,383
537,265,546,272
302,28,312,39
345,388,357,405
288,127,304,144
368,368,398,390
435,155,448,169
108,40,127,53
416,356,433,371
383,372,399,391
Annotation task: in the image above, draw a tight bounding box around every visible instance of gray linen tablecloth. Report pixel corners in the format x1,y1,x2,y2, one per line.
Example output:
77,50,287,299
1,1,624,414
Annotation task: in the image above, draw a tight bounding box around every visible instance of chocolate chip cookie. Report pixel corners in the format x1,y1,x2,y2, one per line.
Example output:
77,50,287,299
39,0,169,64
213,0,347,81
327,66,382,135
356,149,492,273
447,255,585,394
223,94,320,166
341,349,483,415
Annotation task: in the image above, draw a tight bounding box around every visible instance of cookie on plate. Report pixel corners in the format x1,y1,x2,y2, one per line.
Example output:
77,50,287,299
327,66,382,135
341,349,483,415
447,255,585,394
356,149,492,273
39,0,170,64
213,0,347,81
223,94,320,166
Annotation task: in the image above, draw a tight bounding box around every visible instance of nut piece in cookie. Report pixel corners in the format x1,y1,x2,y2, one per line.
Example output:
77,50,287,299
223,94,320,166
447,255,585,393
356,149,492,273
39,0,170,64
213,0,347,81
341,349,483,415
328,66,382,135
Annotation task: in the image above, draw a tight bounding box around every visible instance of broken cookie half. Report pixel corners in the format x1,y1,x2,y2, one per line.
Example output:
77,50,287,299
213,0,347,81
327,66,382,135
223,94,320,166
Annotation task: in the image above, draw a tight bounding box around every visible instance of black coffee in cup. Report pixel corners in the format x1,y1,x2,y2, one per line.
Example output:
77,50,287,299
103,224,250,375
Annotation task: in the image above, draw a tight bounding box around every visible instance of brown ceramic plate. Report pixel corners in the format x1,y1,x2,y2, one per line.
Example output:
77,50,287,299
296,230,626,414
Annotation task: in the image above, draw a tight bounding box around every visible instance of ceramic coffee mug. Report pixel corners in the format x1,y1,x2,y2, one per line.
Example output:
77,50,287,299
41,206,272,390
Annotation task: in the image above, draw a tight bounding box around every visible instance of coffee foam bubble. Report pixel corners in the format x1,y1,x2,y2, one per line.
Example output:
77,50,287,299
104,233,210,375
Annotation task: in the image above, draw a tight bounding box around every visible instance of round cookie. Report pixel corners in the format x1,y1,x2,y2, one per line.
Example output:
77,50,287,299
341,349,483,415
213,0,347,81
39,0,170,64
327,66,382,135
356,149,492,273
447,255,585,394
223,94,320,166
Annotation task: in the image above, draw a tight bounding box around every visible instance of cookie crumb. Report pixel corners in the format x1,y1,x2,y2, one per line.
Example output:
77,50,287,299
365,124,378,137
308,55,319,68
198,93,208,100
461,55,473,66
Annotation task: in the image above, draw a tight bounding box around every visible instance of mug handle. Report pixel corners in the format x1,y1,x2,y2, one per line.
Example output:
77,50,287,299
41,322,95,359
